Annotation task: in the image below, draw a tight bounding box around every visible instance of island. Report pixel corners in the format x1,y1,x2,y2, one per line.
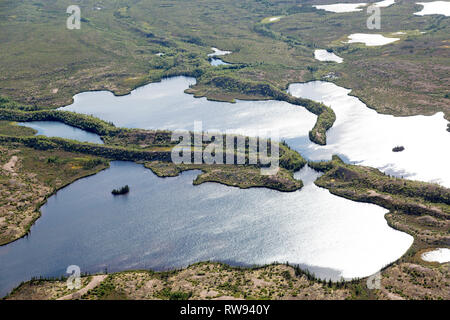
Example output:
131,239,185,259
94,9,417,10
392,146,405,152
112,185,130,195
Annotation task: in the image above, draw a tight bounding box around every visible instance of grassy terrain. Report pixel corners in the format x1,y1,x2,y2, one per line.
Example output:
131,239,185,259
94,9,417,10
5,276,93,300
6,259,448,300
0,121,36,137
5,262,355,300
0,138,108,245
145,161,303,192
310,155,450,218
6,154,449,300
0,0,448,123
1,0,449,300
308,155,450,299
0,115,307,245
2,123,449,300
263,1,450,119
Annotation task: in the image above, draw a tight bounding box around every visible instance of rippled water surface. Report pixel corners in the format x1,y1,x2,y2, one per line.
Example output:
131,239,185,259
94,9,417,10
61,76,450,187
5,74,448,297
287,81,450,187
19,121,103,144
0,163,413,297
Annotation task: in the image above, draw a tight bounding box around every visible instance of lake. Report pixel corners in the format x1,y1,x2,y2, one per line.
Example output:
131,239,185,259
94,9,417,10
421,248,450,263
346,33,400,46
210,58,230,66
0,162,412,297
414,1,450,17
60,76,450,187
314,50,343,63
60,76,317,140
313,1,395,13
4,74,448,297
313,3,367,13
18,121,103,144
287,81,450,187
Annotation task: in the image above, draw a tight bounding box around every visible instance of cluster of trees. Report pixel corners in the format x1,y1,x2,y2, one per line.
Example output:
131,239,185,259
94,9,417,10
158,288,193,300
208,75,336,145
0,135,173,162
392,146,405,152
292,263,358,290
112,185,130,195
0,109,120,136
0,108,308,175
312,156,450,213
307,159,335,173
0,95,36,111
279,141,307,171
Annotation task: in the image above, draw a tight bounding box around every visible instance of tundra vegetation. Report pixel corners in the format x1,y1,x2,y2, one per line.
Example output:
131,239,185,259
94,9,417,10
0,121,108,245
0,0,449,300
0,110,306,245
6,257,449,300
2,117,449,300
0,1,448,128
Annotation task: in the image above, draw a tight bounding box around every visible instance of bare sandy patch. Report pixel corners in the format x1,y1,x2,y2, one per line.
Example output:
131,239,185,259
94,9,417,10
57,275,107,300
2,156,18,173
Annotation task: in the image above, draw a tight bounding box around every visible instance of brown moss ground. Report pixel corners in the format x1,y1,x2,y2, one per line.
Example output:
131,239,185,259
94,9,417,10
1,1,448,122
1,124,448,299
6,258,449,300
6,263,351,300
5,156,449,300
0,119,307,245
378,261,449,300
5,276,93,301
3,149,449,300
0,137,108,245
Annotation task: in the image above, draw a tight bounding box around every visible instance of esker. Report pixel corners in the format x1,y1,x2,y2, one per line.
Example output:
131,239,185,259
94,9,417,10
171,121,280,176
180,304,214,318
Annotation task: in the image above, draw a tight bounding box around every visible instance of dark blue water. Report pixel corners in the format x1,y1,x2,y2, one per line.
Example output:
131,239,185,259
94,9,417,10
0,162,412,297
3,77,428,297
